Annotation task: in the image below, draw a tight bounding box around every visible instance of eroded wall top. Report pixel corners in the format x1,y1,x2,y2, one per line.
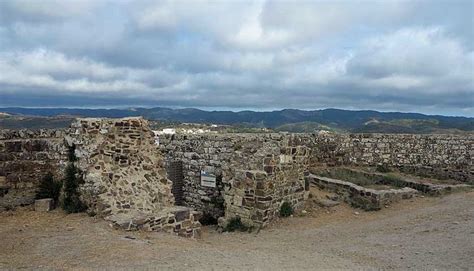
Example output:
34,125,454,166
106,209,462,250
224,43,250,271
0,129,67,210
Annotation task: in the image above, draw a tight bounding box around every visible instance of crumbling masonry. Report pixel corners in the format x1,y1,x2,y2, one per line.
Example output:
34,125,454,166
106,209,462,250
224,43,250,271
0,118,472,235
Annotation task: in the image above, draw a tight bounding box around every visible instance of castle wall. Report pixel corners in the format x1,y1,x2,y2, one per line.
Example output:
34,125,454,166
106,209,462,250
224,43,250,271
68,118,202,238
1,122,472,231
0,129,67,210
310,133,473,183
68,117,174,216
161,132,472,227
160,133,310,227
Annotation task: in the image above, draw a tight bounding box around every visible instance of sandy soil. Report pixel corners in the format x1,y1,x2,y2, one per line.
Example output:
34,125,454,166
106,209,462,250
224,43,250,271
1,191,473,270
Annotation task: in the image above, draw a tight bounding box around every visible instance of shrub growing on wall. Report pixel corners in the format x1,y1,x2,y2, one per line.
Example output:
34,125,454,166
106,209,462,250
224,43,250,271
62,163,86,213
61,144,86,213
67,145,77,162
280,202,293,217
36,172,62,203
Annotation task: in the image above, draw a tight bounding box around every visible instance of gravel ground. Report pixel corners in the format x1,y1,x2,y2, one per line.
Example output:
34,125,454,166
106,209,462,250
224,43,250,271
1,191,473,270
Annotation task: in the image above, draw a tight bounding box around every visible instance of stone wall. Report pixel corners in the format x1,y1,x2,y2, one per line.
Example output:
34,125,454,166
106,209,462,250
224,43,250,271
306,174,418,210
310,133,473,183
160,132,472,226
0,129,66,210
68,117,174,216
68,117,202,238
160,133,310,227
1,123,472,230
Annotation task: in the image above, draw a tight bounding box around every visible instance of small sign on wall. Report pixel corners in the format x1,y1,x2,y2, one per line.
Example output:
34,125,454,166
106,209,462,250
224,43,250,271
201,170,216,188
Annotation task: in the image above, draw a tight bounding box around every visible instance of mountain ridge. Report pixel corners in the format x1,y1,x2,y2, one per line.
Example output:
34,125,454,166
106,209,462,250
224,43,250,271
0,107,473,133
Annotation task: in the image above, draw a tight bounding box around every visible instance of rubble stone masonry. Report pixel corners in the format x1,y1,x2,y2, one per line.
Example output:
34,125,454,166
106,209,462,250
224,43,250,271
160,133,310,227
0,129,67,210
67,118,201,237
309,133,473,183
160,132,472,226
1,121,472,231
67,117,174,216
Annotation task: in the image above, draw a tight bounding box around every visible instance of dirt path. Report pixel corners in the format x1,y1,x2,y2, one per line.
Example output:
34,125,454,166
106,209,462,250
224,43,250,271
1,192,473,270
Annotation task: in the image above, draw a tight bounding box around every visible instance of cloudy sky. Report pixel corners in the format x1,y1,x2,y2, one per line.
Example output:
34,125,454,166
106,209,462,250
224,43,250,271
0,0,473,116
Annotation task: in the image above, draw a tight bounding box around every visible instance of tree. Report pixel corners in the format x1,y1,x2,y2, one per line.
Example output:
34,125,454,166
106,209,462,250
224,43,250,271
61,144,86,213
62,163,86,213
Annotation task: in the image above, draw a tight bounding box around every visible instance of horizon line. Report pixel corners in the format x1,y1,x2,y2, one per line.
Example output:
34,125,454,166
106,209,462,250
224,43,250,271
0,106,472,118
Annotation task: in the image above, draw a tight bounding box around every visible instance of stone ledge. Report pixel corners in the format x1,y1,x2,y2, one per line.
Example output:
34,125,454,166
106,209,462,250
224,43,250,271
307,174,418,210
106,206,202,238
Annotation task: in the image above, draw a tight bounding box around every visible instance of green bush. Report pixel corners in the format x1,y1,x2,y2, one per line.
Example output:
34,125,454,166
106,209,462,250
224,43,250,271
376,164,391,173
224,217,250,232
67,144,77,162
61,162,86,214
36,172,62,203
280,202,293,217
381,174,405,187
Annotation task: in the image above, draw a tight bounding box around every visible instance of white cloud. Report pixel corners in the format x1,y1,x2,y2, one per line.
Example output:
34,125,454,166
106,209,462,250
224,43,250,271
346,27,474,95
0,0,100,22
0,49,185,95
0,0,472,115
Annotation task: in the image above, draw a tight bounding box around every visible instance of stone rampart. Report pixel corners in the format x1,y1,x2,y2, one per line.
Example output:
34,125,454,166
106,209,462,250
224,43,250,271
1,123,472,232
68,117,174,216
0,129,67,210
309,133,473,183
160,132,472,226
160,133,310,227
68,117,201,238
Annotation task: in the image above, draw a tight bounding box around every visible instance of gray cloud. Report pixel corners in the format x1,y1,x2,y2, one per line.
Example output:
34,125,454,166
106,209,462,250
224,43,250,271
0,0,473,116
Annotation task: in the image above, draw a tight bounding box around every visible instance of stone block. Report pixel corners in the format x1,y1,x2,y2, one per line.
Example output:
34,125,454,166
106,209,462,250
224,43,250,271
191,210,202,221
35,198,54,212
174,208,190,222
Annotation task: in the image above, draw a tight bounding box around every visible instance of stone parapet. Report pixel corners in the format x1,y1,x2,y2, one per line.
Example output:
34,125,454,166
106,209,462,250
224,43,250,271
306,174,418,210
0,129,67,211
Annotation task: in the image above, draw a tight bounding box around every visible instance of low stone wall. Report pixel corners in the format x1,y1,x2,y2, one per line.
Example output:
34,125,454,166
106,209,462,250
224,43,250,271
310,133,473,183
396,165,473,185
225,169,306,227
0,129,67,210
306,174,418,210
312,167,471,196
108,206,202,238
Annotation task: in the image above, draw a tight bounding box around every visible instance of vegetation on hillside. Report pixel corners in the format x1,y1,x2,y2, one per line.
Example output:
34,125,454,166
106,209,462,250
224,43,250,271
1,107,473,134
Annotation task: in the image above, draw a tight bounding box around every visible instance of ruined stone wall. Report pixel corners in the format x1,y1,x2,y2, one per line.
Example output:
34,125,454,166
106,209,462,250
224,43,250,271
68,118,174,217
160,133,310,227
0,129,67,210
0,120,202,237
64,118,202,237
160,134,234,221
306,174,418,210
1,124,472,226
310,133,473,183
160,132,472,226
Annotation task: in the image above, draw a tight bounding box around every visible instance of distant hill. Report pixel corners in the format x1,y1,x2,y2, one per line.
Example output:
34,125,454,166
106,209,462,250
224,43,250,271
0,107,473,133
